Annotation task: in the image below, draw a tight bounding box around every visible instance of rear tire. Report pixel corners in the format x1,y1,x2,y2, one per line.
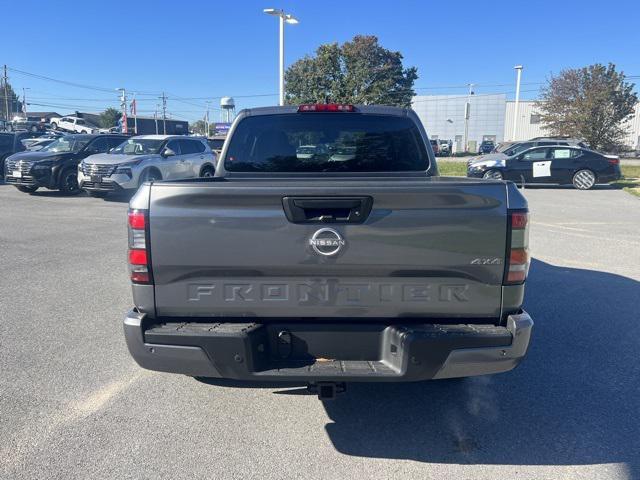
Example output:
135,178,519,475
200,165,215,178
51,122,57,130
572,169,596,190
139,168,161,187
482,169,503,180
59,168,81,195
15,185,38,193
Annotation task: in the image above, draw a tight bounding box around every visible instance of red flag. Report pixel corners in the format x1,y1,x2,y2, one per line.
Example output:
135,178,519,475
130,99,137,116
122,110,128,134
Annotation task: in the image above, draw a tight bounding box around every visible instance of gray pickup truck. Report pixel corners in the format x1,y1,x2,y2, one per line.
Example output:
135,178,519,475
124,104,533,399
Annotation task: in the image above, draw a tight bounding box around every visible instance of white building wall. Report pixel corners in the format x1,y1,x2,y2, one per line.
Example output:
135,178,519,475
412,94,506,150
505,101,546,141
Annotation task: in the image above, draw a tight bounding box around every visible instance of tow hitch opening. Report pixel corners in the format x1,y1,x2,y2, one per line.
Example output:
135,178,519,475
308,382,347,400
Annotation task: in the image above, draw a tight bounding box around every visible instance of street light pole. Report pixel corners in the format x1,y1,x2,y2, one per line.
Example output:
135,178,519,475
463,83,474,152
512,65,523,141
22,87,29,117
263,8,298,106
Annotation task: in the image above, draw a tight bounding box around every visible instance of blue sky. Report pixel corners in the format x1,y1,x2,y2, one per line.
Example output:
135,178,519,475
3,0,638,122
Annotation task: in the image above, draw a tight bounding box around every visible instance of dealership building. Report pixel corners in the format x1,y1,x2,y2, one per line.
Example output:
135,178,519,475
412,94,640,151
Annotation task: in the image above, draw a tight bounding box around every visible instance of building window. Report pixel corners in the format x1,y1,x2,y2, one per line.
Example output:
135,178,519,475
530,114,541,124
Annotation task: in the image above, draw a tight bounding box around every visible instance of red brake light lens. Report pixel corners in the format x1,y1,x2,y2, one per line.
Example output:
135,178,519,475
511,212,528,229
608,157,620,165
298,104,355,112
128,210,146,229
128,249,148,265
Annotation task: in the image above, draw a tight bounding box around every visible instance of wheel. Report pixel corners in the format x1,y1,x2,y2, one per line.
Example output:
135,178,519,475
30,125,38,133
200,165,215,178
572,169,596,190
15,185,38,193
87,191,108,198
51,122,57,130
482,169,503,180
139,168,161,187
59,168,81,195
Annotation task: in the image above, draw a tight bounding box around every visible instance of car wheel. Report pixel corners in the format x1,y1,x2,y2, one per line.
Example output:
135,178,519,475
572,169,596,190
59,168,81,195
87,191,108,198
482,169,503,180
15,185,39,193
200,166,215,178
139,168,161,186
51,122,57,130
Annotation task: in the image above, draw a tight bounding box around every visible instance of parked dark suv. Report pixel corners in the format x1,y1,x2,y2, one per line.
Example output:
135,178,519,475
4,134,126,194
0,131,38,180
478,140,495,154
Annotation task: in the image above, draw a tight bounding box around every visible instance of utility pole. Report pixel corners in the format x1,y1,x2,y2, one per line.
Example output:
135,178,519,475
160,92,167,134
512,65,523,141
205,100,211,137
3,65,10,122
117,88,128,134
463,83,474,152
132,93,138,135
154,104,159,134
22,87,29,117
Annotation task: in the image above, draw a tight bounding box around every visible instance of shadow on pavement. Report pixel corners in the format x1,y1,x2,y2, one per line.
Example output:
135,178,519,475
101,191,136,203
320,259,640,472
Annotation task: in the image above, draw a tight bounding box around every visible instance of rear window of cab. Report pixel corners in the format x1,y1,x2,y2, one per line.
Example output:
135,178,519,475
224,113,429,173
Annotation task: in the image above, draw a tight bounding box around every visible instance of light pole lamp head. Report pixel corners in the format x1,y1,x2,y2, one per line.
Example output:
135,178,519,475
285,14,299,24
514,65,523,71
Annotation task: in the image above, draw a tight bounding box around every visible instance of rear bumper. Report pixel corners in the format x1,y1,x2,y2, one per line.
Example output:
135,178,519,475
124,310,533,382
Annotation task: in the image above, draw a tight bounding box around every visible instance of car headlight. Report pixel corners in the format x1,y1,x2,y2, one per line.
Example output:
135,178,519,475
115,160,143,173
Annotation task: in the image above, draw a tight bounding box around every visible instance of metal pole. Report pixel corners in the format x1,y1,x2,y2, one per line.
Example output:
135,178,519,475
161,92,167,135
463,83,473,152
133,93,138,135
3,65,10,121
278,15,285,106
512,65,523,141
154,105,159,134
22,87,27,117
119,88,128,134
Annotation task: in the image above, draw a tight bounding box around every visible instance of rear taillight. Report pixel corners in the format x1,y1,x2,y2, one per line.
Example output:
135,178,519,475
128,208,152,284
608,157,620,165
298,104,355,112
504,210,530,285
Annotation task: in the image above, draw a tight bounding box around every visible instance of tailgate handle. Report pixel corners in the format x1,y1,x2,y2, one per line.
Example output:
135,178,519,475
282,196,373,224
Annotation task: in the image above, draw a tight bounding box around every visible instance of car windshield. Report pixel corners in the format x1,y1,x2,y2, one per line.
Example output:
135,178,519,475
42,136,90,153
110,138,164,155
505,143,531,156
225,113,429,172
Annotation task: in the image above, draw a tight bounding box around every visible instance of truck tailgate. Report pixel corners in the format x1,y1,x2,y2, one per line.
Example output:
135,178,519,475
148,178,508,318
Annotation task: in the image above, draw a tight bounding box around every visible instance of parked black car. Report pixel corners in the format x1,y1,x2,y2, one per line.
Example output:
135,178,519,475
478,140,495,154
0,131,40,179
467,145,621,190
4,134,127,194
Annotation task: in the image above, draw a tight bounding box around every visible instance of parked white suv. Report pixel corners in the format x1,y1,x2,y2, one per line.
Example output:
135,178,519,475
78,135,216,197
51,116,98,134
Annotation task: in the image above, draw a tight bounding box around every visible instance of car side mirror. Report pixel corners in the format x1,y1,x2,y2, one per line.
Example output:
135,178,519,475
162,147,176,157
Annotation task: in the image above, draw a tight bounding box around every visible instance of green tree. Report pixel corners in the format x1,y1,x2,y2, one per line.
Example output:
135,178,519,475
0,80,23,120
99,107,122,128
285,35,418,107
539,63,638,151
191,120,207,135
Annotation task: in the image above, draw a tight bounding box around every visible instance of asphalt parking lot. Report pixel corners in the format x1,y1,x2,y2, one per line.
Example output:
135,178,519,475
1,183,639,480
